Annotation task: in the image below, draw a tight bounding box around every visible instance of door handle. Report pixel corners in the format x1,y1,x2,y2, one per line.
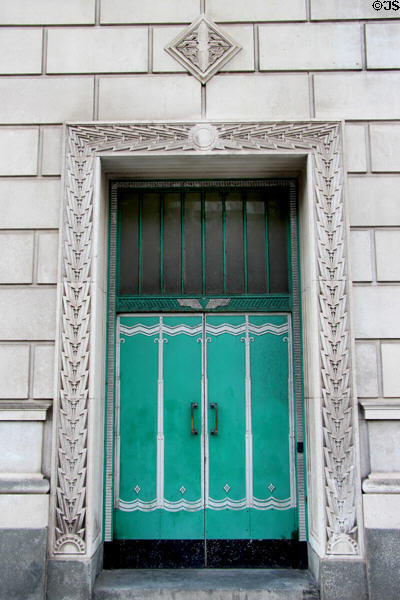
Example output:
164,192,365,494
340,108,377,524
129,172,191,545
191,402,198,435
210,403,218,435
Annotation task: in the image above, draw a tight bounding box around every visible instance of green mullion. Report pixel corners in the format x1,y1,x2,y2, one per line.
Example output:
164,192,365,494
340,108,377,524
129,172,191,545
243,191,248,293
138,192,142,295
265,198,270,294
201,189,206,295
222,192,226,294
181,191,184,295
160,192,164,295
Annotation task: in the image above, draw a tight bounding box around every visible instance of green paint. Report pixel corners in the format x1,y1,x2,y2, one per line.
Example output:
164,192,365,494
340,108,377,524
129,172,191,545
115,314,297,541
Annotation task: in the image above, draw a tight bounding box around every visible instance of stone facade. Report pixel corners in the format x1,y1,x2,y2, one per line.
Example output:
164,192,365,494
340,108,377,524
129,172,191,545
0,2,400,599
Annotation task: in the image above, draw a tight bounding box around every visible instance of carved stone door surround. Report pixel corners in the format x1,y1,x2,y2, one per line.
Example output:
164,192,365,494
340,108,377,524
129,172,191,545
50,121,363,565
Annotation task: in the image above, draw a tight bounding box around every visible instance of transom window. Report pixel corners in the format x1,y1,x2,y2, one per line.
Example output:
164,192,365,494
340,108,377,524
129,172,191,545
116,180,292,301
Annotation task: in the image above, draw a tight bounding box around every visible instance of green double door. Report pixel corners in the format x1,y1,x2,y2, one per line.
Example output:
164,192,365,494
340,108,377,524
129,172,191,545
115,313,297,544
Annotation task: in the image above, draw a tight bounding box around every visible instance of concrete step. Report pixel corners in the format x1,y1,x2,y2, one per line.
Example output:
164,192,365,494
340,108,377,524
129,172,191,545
93,569,319,600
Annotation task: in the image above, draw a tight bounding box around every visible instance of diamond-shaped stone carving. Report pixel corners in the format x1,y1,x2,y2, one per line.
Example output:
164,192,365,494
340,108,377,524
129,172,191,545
165,14,242,84
224,483,231,493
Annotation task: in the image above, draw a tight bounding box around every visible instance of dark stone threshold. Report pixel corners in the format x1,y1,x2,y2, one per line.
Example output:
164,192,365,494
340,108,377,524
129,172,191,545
104,539,308,569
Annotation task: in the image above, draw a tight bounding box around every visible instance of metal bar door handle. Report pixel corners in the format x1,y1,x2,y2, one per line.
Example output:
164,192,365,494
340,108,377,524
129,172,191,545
191,402,198,435
210,402,218,435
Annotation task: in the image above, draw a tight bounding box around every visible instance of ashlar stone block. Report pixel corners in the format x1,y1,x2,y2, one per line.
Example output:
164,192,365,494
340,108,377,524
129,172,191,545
100,0,199,24
259,24,362,71
0,232,34,284
0,77,93,124
0,28,42,74
350,229,373,282
0,128,38,176
98,76,201,121
368,421,400,472
0,180,60,229
375,230,400,281
207,0,306,22
355,342,379,398
0,421,42,472
314,73,400,120
0,0,95,24
353,286,400,338
344,124,367,172
348,177,400,226
0,288,56,340
207,74,309,120
381,343,400,397
37,232,58,284
47,27,148,74
0,345,29,399
366,23,400,69
311,0,400,20
32,345,55,399
153,25,254,73
370,124,400,172
41,126,63,176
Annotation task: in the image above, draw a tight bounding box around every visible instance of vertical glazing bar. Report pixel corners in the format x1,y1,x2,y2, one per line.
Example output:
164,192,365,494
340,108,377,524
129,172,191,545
181,191,184,295
138,192,142,295
265,197,270,294
222,193,226,294
201,189,206,295
243,191,248,293
160,192,164,294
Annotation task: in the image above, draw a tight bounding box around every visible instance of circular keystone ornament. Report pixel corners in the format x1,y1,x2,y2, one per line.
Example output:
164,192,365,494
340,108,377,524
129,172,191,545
189,124,219,151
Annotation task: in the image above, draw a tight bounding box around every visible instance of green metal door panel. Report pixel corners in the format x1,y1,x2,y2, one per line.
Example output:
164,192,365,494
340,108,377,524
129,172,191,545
116,316,159,538
115,312,297,543
205,315,249,539
251,315,292,501
161,316,203,538
248,314,297,539
115,315,203,540
250,508,297,540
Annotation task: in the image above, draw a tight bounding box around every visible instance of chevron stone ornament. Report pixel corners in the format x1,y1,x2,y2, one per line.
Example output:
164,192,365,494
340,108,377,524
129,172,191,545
53,122,361,558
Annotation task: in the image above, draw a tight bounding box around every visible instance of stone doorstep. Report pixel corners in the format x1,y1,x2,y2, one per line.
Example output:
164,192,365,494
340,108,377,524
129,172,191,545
93,569,319,600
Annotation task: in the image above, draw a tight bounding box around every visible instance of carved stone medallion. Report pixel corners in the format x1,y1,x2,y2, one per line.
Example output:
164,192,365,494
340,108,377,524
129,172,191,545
165,14,242,84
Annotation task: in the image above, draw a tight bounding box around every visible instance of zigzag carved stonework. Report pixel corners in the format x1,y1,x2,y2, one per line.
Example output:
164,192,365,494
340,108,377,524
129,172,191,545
54,121,360,557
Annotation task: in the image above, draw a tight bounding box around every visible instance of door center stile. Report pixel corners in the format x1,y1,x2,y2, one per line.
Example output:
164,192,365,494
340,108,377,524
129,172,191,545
199,315,208,512
155,316,166,509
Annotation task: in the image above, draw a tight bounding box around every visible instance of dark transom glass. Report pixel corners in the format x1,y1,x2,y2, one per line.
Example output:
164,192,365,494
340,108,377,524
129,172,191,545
117,182,290,297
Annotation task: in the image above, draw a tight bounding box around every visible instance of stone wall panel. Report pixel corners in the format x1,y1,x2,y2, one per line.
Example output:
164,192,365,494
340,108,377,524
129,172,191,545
0,0,95,25
100,0,199,24
0,288,56,340
0,128,39,176
207,74,310,119
98,76,201,120
0,77,94,124
315,73,400,119
0,28,42,74
0,232,34,283
259,24,362,71
47,27,148,74
0,180,60,229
